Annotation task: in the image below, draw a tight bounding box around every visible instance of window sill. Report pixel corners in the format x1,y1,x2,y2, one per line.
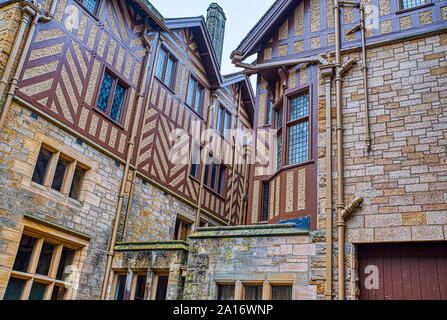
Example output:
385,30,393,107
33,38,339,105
92,107,125,131
267,159,314,181
30,181,84,208
155,77,176,97
395,2,434,15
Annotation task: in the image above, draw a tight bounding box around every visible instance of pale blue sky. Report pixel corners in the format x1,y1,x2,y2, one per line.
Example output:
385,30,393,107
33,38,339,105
150,0,273,76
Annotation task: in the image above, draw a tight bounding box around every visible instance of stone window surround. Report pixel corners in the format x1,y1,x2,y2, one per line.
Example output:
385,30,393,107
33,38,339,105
4,217,89,300
110,269,171,301
214,278,295,300
18,132,99,207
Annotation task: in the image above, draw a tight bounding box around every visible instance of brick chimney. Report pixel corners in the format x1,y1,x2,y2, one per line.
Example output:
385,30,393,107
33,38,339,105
206,3,226,68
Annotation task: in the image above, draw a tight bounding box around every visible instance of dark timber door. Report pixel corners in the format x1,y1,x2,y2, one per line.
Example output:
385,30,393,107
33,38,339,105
358,242,447,300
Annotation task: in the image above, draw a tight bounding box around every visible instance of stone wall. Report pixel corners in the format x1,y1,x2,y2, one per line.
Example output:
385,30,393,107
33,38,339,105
184,225,326,300
324,32,447,299
0,101,123,299
111,242,189,300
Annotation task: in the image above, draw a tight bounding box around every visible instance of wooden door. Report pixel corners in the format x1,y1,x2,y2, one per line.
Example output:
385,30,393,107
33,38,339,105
358,242,447,300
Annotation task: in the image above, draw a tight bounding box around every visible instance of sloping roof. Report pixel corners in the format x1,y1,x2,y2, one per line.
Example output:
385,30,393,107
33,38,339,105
221,73,256,126
134,0,169,31
164,17,223,89
234,0,296,60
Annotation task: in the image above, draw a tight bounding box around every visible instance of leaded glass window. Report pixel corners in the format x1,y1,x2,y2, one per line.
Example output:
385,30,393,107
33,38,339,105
155,47,177,90
76,0,99,15
289,121,309,164
400,0,431,10
96,71,127,124
186,76,204,115
261,182,269,221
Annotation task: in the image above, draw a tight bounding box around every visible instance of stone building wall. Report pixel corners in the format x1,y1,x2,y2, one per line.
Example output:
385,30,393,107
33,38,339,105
183,225,326,300
0,101,123,299
336,32,447,299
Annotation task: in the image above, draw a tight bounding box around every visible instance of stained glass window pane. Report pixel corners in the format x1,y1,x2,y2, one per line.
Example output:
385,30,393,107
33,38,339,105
4,277,26,300
82,0,97,14
13,235,36,273
195,86,203,114
277,133,282,170
36,242,55,276
97,73,113,113
110,82,125,122
289,121,309,165
290,94,309,121
31,148,52,185
186,78,195,106
51,158,68,192
155,48,167,80
164,57,175,88
29,282,48,300
262,183,269,221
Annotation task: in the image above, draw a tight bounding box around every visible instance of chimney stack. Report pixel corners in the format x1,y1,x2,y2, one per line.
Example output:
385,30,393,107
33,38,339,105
206,3,226,68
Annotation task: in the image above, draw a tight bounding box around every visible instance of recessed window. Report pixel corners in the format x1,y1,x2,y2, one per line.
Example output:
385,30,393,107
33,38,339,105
75,0,100,15
216,105,232,137
400,0,431,10
132,274,147,300
153,274,169,300
275,92,310,170
271,285,292,300
113,274,127,300
217,284,235,300
186,77,204,115
190,143,201,179
31,146,89,201
243,285,263,300
174,218,191,241
261,182,269,222
4,227,86,301
31,148,52,185
96,71,127,123
203,156,226,196
155,47,177,89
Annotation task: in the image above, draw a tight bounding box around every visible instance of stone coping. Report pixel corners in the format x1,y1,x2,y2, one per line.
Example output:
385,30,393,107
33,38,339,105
190,224,309,239
24,213,91,240
114,240,189,252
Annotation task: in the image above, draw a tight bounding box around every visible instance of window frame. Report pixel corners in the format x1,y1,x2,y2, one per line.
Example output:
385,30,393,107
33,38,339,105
74,0,102,17
174,217,192,242
186,75,205,117
151,272,169,300
31,144,90,202
94,67,129,126
4,218,89,300
203,155,227,197
130,271,148,301
155,46,178,91
216,282,236,300
216,104,232,138
274,88,312,171
260,181,270,222
397,0,433,12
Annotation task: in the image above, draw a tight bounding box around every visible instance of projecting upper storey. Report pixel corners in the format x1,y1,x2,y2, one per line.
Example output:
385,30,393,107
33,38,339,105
232,0,447,64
